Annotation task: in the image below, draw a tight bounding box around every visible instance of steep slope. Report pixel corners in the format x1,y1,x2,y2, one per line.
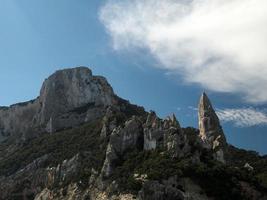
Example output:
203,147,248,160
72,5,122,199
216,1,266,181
0,67,266,200
0,67,117,142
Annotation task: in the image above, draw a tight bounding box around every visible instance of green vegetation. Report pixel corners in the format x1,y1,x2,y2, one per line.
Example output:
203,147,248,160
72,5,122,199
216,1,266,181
111,150,190,193
228,145,267,192
257,172,267,188
0,119,106,176
111,148,267,199
0,109,266,199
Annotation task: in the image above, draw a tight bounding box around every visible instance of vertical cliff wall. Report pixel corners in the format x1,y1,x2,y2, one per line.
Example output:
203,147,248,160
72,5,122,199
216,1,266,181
198,92,227,163
0,67,117,142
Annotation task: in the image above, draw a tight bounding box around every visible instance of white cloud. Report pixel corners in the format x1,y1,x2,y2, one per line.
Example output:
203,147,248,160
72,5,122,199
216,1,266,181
100,0,267,103
216,108,267,127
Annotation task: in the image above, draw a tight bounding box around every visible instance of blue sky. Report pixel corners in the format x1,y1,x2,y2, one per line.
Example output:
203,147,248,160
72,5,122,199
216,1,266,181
0,0,266,155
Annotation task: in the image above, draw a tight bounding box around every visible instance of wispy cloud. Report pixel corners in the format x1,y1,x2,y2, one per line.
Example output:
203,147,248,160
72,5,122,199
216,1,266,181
217,108,267,127
100,0,267,103
187,106,267,127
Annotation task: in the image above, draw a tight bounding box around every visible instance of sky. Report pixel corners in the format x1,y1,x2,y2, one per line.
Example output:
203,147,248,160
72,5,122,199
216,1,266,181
0,0,266,155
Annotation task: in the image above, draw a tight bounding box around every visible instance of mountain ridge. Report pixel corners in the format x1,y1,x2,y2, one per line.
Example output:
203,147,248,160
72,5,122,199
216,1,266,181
0,67,266,200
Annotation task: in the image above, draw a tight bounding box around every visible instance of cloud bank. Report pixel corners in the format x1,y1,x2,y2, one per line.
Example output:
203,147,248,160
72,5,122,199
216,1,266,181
100,0,267,103
217,108,267,127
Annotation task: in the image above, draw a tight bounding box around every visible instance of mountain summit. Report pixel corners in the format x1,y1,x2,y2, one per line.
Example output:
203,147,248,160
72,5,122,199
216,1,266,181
0,67,117,142
198,92,227,163
0,67,266,200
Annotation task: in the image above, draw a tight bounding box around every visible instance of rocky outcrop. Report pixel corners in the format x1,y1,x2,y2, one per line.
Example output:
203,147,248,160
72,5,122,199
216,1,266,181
1,67,266,200
0,67,117,142
144,112,190,158
101,116,143,178
101,112,192,179
47,154,81,188
0,154,84,200
100,106,120,138
198,92,227,163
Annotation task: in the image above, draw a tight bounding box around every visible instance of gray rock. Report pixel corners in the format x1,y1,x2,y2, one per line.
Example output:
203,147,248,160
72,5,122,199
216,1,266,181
101,116,143,178
100,106,119,138
143,112,162,150
144,112,190,158
47,154,81,188
0,67,116,142
0,155,50,200
198,92,227,163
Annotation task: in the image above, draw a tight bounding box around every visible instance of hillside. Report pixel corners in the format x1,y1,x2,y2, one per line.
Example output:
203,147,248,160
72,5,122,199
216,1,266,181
0,67,266,200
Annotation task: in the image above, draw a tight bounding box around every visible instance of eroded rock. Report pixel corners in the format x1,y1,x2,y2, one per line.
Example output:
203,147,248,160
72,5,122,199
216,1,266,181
101,116,143,178
198,92,228,163
0,67,117,142
144,112,190,158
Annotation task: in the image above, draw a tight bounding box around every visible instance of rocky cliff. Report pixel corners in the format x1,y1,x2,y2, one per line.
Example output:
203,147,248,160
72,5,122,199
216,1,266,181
0,67,117,142
198,92,228,163
0,67,266,200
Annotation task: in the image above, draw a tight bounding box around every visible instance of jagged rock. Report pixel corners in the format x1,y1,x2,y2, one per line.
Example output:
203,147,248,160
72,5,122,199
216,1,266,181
0,154,83,200
144,112,190,158
143,111,163,150
100,106,119,138
198,92,227,163
101,116,143,178
1,67,267,200
47,154,81,188
143,111,162,150
34,188,52,200
0,67,117,142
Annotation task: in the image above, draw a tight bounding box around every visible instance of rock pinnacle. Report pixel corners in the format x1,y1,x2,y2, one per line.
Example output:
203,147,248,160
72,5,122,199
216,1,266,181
198,92,227,163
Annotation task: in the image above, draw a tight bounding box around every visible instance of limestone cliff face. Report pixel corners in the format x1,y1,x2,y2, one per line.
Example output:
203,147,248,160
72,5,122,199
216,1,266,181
1,67,266,200
198,92,227,163
101,116,144,178
100,112,192,180
0,67,116,142
143,112,190,158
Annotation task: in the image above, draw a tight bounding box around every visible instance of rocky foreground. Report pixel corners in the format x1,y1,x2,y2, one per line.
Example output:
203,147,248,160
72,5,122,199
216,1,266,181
0,67,266,200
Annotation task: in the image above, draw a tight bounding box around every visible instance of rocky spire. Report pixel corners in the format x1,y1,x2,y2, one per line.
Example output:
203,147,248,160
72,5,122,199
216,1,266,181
198,92,227,163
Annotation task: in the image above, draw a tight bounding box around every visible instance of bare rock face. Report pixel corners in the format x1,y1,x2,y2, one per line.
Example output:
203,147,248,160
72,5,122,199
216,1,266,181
38,67,115,128
46,154,81,188
0,67,116,142
198,92,227,163
101,116,143,178
144,112,190,158
143,112,163,150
